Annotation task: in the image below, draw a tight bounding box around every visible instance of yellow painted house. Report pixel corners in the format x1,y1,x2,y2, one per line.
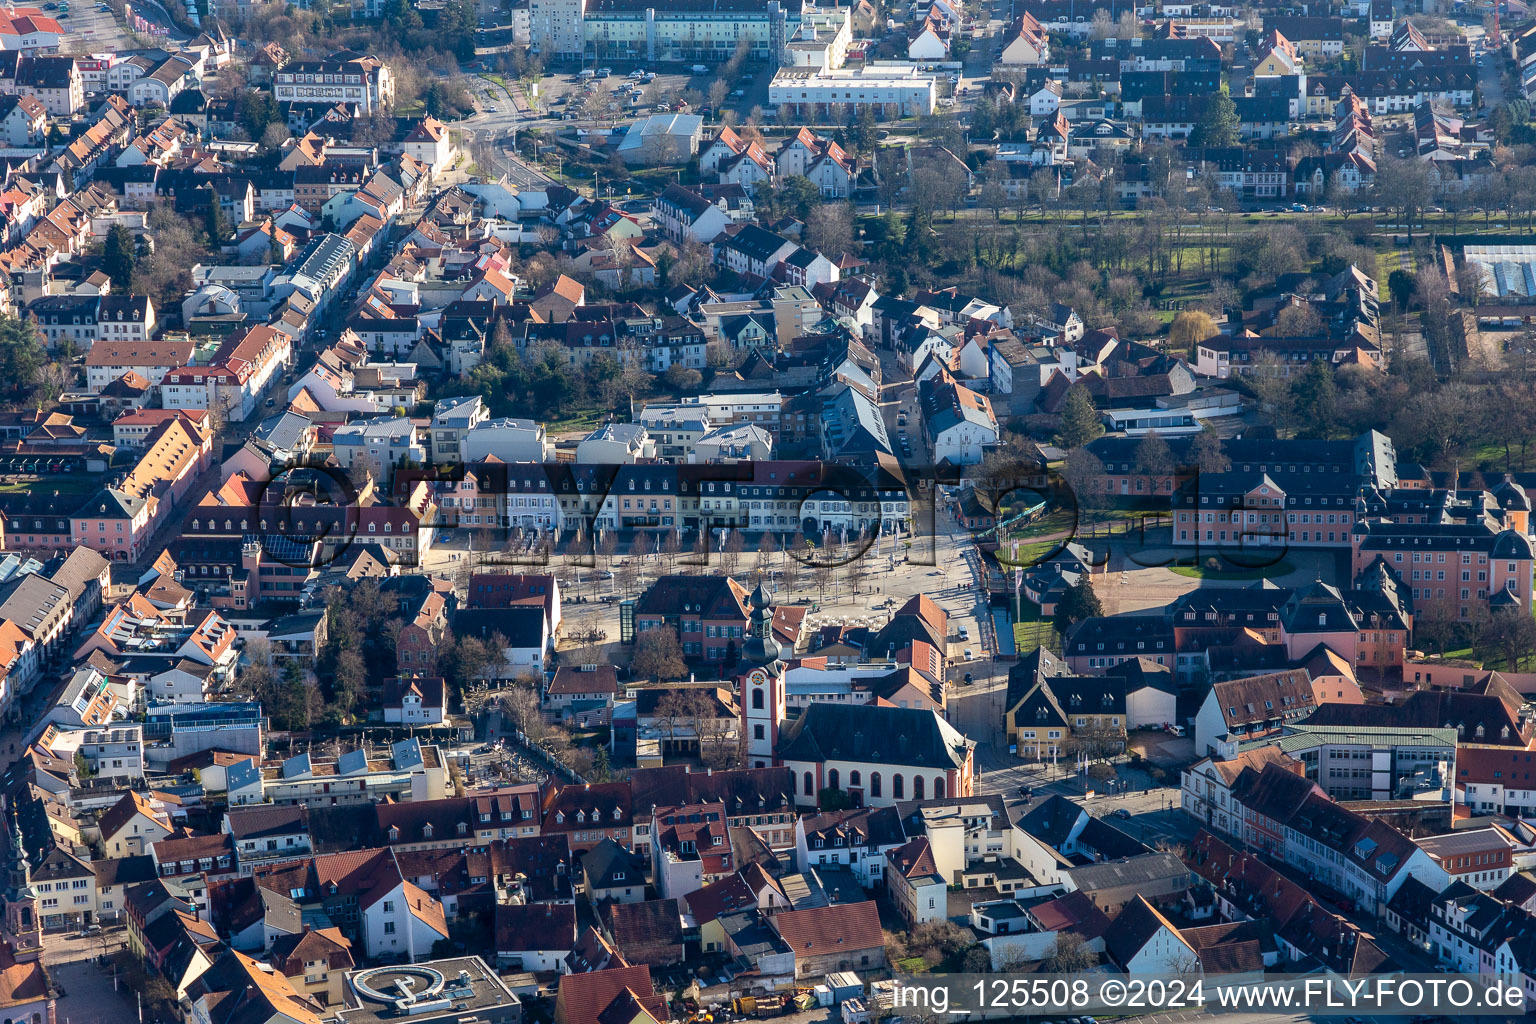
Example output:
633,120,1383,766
1252,30,1301,76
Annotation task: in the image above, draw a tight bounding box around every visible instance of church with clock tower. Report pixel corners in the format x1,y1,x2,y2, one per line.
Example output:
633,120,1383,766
740,579,787,769
738,581,976,810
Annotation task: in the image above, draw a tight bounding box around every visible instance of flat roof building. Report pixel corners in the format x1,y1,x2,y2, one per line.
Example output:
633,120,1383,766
770,65,937,117
339,957,520,1024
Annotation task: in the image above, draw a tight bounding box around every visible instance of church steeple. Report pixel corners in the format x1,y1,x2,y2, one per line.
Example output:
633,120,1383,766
742,579,782,667
740,576,786,768
8,811,29,893
3,809,41,962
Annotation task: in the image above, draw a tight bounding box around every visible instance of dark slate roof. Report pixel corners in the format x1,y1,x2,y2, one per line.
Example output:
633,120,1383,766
581,837,646,890
774,702,971,770
1013,794,1085,849
1105,657,1177,695
1063,616,1175,659
451,605,546,649
721,223,791,263
1301,690,1526,745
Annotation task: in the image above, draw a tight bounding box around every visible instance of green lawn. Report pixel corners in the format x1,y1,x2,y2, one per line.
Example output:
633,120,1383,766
0,474,97,497
1169,559,1295,581
997,537,1068,568
544,407,609,434
994,506,1075,568
1002,505,1074,536
1011,598,1054,654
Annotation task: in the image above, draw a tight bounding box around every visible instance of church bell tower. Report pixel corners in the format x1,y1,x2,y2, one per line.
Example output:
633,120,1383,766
740,580,786,769
3,812,42,963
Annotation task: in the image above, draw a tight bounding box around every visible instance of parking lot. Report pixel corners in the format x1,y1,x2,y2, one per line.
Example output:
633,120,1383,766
526,59,778,124
534,68,699,120
54,2,132,52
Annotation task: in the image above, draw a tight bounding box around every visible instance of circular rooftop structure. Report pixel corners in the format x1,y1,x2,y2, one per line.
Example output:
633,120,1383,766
351,966,446,1005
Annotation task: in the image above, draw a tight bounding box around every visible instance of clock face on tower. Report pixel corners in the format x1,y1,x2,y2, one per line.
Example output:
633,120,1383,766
748,668,769,686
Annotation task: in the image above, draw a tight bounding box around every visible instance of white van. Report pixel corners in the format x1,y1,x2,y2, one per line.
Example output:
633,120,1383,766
691,64,710,74
577,69,595,80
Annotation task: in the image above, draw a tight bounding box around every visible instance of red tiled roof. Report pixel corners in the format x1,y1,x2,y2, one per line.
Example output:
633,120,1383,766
771,900,883,955
555,966,664,1024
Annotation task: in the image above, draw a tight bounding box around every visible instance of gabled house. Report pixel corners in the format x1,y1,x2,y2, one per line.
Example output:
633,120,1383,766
1001,12,1050,66
885,835,946,926
99,790,174,859
603,898,685,966
1105,895,1201,974
495,902,577,971
581,837,648,905
775,128,856,198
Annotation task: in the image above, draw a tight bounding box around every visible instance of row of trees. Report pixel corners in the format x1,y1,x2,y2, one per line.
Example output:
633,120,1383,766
1417,604,1536,672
